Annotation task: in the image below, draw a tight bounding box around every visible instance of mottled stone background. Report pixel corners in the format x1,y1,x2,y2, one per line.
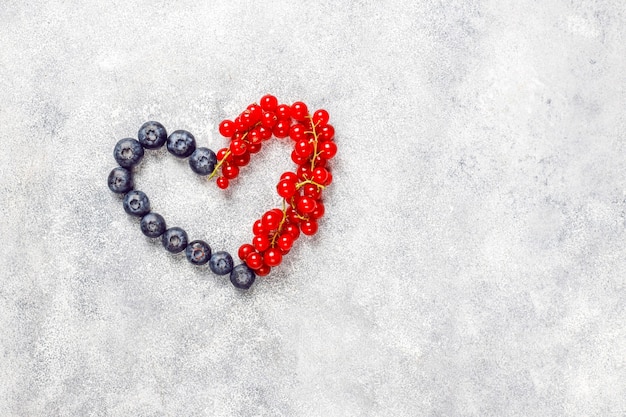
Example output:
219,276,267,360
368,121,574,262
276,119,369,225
1,1,625,416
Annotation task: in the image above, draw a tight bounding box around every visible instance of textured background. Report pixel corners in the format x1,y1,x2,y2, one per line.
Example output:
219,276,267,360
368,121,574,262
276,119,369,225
1,1,625,416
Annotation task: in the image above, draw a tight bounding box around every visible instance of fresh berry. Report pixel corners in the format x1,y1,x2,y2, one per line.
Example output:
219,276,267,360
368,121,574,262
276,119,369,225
263,248,282,267
290,102,309,121
123,190,151,217
108,167,133,194
262,209,282,230
275,104,291,119
319,124,335,141
301,220,318,236
166,130,196,158
189,147,217,175
260,94,278,112
185,240,212,265
219,120,235,137
296,197,316,214
273,119,291,138
138,121,167,149
230,264,256,289
114,138,144,168
255,264,271,277
320,141,337,159
222,164,239,180
245,252,263,269
161,227,188,253
216,176,229,189
289,124,307,142
276,234,294,252
238,243,255,260
140,212,166,238
209,251,234,275
277,179,297,198
312,109,329,126
252,234,270,252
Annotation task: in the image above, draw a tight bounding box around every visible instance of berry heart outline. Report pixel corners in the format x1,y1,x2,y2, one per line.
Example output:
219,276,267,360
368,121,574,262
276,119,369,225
107,94,337,290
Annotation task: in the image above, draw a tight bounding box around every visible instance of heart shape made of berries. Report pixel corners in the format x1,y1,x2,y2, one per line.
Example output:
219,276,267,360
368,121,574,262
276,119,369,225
107,95,337,290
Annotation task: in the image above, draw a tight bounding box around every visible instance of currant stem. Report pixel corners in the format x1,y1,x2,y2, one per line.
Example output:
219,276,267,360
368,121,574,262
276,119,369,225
270,199,289,247
208,149,231,180
305,115,321,171
295,179,326,190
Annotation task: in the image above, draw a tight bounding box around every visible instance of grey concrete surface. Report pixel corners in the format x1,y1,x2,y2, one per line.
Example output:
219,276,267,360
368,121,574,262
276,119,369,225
1,1,625,416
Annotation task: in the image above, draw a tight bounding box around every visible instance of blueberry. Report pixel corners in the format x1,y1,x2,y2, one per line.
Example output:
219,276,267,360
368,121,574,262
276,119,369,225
140,212,166,238
189,147,217,175
185,240,212,265
123,190,150,217
161,227,188,253
114,138,144,168
138,121,168,149
167,130,196,158
108,166,133,194
209,251,234,275
230,264,256,290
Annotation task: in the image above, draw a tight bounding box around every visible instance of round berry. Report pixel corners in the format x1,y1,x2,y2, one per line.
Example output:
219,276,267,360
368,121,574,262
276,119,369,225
209,251,234,275
312,109,329,126
245,252,263,270
253,234,270,252
219,119,235,137
312,167,329,184
275,104,291,119
277,179,297,199
301,220,318,236
232,152,251,167
123,190,151,217
284,223,301,240
260,94,278,112
246,104,263,122
161,227,188,253
264,248,283,267
295,139,313,157
280,172,298,183
189,147,217,175
290,102,309,121
311,201,325,219
230,264,256,290
230,139,247,156
222,164,239,180
277,234,294,252
261,111,277,128
262,210,283,231
319,124,335,141
302,183,321,200
320,141,337,159
252,219,265,236
140,212,166,238
238,243,255,260
216,176,229,189
114,138,144,168
108,166,134,194
138,121,167,149
185,240,212,265
289,124,307,141
297,197,316,214
167,130,196,158
273,119,291,138
256,264,271,277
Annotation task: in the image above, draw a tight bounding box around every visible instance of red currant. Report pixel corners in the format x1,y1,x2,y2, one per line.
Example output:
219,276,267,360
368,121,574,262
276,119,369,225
216,176,229,189
253,234,270,252
297,196,316,214
312,109,329,126
291,150,307,165
275,104,291,119
256,264,271,277
302,183,321,199
219,120,235,137
320,141,337,159
295,139,313,158
319,124,335,141
238,243,255,260
290,101,309,121
260,94,278,112
264,248,283,267
277,179,297,198
289,123,307,142
312,167,329,184
217,147,230,162
239,111,254,129
273,119,291,138
280,171,298,183
248,143,262,154
248,128,262,144
301,220,318,236
325,171,333,186
232,152,250,167
284,223,301,240
262,209,282,231
245,251,264,270
253,219,265,236
261,111,277,129
286,206,302,224
230,139,247,156
222,163,239,179
297,165,312,180
311,200,325,219
277,234,294,252
246,104,262,122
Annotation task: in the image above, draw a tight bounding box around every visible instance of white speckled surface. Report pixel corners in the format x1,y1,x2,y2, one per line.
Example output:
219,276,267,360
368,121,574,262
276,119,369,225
1,1,626,416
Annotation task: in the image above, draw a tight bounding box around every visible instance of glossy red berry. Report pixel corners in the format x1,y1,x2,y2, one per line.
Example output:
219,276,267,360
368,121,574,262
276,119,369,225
286,206,301,224
230,139,247,156
297,165,312,180
262,210,283,231
301,220,318,236
246,104,262,122
248,143,262,154
302,183,321,199
245,252,264,270
277,234,294,252
291,101,309,121
296,196,316,214
325,171,333,186
295,139,313,158
319,124,335,141
216,176,229,189
273,119,291,138
312,109,329,126
311,201,325,219
217,147,230,162
256,264,271,277
312,167,329,184
289,124,307,142
284,223,301,240
253,234,270,252
232,152,250,167
238,243,255,260
261,111,277,129
280,172,298,183
219,120,235,137
275,104,291,119
291,150,307,165
320,141,337,159
277,179,297,198
253,219,265,236
264,248,283,267
258,126,272,141
260,94,278,112
248,128,262,144
222,163,239,179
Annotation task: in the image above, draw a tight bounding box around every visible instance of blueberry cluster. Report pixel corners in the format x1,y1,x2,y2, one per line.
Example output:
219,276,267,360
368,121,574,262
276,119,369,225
107,121,256,290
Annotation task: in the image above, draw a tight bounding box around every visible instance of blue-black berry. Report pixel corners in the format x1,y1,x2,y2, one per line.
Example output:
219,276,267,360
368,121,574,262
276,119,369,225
108,166,133,194
162,227,188,253
230,264,256,290
140,212,166,238
189,147,217,175
138,121,168,149
185,240,212,265
209,251,234,275
123,190,150,217
167,130,196,158
114,138,144,168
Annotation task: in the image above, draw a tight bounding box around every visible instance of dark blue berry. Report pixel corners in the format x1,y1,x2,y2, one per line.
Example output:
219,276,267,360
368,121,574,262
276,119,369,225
167,130,196,158
185,240,212,265
108,166,133,194
230,264,256,290
162,227,188,253
123,190,150,217
140,212,166,238
138,121,168,149
189,147,217,175
209,251,234,275
114,138,144,168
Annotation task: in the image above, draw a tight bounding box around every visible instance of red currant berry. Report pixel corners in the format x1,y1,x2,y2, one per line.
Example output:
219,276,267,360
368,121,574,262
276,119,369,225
234,116,246,131
291,150,307,165
284,223,301,240
253,234,270,252
256,264,271,277
216,176,229,189
297,196,316,214
260,94,278,112
264,248,283,267
312,154,327,168
253,219,265,236
302,183,321,199
320,141,337,159
325,171,333,186
222,163,239,179
248,128,262,144
301,219,318,236
312,167,329,184
239,111,254,128
290,102,309,121
280,171,298,183
273,119,291,138
277,234,294,252
297,165,312,180
261,111,277,129
219,120,235,137
217,147,230,162
289,124,307,142
312,109,329,126
277,179,297,199
286,206,302,224
295,139,313,158
232,152,250,167
238,243,255,260
319,124,335,141
258,126,272,141
248,143,262,154
245,252,264,270
230,139,247,156
311,201,325,219
262,210,282,231
246,104,262,122
275,104,291,119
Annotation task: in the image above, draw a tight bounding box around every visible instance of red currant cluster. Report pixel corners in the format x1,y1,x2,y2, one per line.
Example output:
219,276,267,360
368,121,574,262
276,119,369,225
211,94,337,277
